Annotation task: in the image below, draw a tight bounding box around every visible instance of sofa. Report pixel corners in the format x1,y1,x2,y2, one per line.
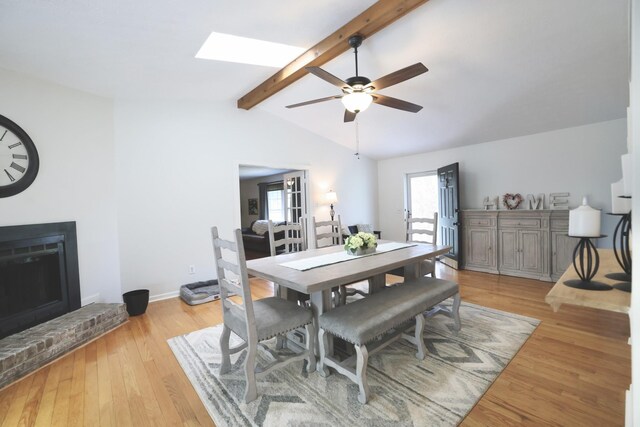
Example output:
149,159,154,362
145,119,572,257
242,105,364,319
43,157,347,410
345,224,381,240
241,220,285,254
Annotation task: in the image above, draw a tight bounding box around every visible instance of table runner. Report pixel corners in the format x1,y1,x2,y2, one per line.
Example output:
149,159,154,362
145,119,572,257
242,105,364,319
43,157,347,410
280,242,415,271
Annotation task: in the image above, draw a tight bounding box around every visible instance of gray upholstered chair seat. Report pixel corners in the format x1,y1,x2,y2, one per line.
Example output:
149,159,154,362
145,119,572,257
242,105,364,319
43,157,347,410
319,278,458,346
226,296,313,342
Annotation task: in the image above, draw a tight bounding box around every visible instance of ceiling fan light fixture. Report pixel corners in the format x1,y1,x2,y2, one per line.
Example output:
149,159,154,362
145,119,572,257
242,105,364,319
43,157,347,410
341,92,373,113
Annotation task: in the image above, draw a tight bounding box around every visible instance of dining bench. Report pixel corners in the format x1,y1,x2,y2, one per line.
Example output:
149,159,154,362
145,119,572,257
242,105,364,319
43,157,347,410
317,277,461,404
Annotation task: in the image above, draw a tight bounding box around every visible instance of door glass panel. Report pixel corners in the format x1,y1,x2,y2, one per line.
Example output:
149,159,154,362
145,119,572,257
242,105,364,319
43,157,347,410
407,172,438,242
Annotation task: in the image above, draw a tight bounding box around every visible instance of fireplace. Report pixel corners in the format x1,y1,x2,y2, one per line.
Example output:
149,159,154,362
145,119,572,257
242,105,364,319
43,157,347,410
0,222,80,339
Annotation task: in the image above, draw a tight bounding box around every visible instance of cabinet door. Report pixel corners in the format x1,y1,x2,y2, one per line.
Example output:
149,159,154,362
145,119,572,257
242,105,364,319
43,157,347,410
520,230,542,273
552,231,579,277
498,229,518,270
465,228,494,268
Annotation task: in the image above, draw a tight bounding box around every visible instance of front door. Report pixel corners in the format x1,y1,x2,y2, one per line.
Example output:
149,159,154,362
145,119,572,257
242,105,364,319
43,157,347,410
437,162,460,269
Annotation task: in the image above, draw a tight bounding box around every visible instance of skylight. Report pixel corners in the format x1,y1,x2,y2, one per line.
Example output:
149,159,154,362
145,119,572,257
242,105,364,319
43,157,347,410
196,32,306,68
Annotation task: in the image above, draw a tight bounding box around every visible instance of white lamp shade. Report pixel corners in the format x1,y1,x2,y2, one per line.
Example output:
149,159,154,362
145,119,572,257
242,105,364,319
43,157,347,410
326,190,338,204
611,179,632,214
341,92,373,113
621,153,633,196
568,197,601,237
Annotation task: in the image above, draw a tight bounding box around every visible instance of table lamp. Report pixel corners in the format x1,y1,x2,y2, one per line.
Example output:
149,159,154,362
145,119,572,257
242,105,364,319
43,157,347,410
326,190,338,221
564,197,611,290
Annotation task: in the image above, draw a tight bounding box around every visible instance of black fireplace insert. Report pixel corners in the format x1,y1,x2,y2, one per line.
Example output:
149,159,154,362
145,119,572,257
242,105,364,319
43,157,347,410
0,222,80,339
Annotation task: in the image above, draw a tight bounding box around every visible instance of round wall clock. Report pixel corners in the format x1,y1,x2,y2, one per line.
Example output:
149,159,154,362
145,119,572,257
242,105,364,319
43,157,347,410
0,114,39,198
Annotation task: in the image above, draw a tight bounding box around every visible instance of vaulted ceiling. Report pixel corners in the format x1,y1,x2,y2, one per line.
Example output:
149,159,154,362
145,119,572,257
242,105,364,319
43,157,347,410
0,0,629,159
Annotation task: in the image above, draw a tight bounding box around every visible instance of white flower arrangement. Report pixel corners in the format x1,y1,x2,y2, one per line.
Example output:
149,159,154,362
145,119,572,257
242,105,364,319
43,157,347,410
344,232,378,255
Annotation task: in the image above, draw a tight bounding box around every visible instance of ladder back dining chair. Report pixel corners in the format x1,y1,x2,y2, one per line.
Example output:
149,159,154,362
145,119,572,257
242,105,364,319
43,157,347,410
211,226,316,403
311,216,367,305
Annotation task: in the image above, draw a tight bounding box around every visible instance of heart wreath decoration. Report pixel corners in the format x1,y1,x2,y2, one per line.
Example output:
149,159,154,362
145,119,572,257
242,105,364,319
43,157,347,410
503,193,523,210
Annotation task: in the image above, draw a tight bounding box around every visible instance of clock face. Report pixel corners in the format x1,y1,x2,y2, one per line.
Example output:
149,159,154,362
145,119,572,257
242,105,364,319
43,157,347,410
0,115,39,198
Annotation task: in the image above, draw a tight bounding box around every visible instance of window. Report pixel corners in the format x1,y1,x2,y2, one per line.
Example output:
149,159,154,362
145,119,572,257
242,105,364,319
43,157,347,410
266,182,285,221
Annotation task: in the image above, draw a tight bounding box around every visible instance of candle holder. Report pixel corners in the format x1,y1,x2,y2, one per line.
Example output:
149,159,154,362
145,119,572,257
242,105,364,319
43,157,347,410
563,235,612,291
605,212,631,292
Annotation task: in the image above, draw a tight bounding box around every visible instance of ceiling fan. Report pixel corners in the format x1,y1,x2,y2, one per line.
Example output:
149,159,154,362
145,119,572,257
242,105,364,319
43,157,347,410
286,34,428,122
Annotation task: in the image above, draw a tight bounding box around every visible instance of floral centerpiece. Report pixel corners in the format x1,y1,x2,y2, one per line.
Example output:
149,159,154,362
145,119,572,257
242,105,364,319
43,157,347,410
344,232,378,256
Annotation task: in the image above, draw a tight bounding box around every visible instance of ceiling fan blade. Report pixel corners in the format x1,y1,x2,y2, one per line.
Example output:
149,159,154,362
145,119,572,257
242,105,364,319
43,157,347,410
344,110,357,122
286,95,343,109
372,94,423,113
306,67,351,90
367,63,428,91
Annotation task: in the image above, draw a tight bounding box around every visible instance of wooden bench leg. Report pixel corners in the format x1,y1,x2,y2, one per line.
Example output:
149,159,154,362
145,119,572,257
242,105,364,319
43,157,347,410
452,292,461,331
414,314,427,360
318,328,330,377
305,323,317,373
355,344,370,404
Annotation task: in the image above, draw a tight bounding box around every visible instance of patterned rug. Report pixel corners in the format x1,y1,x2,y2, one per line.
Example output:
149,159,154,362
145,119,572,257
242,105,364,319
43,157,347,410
168,300,539,426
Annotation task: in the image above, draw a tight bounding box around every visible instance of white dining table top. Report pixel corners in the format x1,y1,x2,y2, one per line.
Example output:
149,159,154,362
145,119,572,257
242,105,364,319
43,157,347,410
246,240,451,294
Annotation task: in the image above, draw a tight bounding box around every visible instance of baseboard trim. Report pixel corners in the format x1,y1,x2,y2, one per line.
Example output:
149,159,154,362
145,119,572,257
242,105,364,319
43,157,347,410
81,293,100,306
149,290,180,303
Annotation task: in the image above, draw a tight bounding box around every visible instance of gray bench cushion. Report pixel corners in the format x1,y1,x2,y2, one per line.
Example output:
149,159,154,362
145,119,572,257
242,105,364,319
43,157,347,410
226,296,313,342
319,278,458,346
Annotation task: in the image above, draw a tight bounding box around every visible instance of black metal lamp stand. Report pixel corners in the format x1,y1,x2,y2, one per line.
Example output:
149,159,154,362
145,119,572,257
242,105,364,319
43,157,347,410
563,235,612,291
605,211,632,292
330,204,335,221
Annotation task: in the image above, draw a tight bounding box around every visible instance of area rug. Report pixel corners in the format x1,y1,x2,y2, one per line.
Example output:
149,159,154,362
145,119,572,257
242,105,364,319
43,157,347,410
168,300,539,427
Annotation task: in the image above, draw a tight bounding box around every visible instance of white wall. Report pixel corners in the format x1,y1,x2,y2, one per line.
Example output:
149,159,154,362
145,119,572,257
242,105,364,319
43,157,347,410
0,68,121,304
114,100,378,299
378,119,628,244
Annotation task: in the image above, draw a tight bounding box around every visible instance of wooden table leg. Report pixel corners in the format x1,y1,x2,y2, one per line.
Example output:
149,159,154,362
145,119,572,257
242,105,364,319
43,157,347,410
403,261,421,280
310,289,332,376
368,274,387,294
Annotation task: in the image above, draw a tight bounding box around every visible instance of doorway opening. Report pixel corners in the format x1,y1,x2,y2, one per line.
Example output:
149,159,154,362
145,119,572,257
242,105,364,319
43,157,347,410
406,171,439,243
239,165,308,260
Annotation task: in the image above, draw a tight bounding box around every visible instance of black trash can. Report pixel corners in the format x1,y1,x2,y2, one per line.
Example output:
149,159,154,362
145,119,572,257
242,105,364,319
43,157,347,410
122,289,149,316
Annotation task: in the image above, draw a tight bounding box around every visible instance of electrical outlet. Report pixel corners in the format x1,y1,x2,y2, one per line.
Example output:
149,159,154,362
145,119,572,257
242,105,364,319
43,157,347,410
188,265,196,275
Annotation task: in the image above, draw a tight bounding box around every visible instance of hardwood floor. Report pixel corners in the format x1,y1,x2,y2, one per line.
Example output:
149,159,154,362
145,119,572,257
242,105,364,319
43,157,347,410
0,265,630,426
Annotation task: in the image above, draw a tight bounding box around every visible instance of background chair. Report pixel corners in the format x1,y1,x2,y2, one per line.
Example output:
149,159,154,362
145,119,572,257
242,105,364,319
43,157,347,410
390,213,439,278
268,220,310,306
268,220,307,256
211,226,316,403
312,216,367,304
311,215,343,248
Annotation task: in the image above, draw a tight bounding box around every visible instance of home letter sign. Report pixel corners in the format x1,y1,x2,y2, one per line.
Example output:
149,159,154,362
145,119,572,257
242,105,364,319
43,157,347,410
549,192,570,210
526,194,545,210
483,196,499,210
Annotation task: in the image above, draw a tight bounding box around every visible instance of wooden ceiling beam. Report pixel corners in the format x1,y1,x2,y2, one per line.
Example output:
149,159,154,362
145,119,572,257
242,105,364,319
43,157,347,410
237,0,429,110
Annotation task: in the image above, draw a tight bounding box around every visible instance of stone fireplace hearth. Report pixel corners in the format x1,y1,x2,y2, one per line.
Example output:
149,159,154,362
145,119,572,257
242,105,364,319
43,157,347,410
0,221,81,339
0,222,127,389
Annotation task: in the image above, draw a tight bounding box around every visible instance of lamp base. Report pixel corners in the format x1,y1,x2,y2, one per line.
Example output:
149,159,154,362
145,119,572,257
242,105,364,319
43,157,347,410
563,279,612,291
613,282,632,293
605,272,631,282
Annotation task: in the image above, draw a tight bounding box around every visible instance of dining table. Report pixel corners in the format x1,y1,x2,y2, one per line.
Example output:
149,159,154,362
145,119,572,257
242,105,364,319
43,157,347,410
246,240,451,358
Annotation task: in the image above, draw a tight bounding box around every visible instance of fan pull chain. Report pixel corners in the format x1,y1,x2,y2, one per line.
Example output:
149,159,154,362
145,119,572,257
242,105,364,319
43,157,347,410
355,118,360,160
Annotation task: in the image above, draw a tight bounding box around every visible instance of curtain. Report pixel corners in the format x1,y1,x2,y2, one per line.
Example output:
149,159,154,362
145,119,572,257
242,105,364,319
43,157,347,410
258,183,268,220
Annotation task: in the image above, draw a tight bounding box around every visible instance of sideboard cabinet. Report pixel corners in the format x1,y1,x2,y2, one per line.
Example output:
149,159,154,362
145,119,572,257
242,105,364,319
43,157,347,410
461,210,577,282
